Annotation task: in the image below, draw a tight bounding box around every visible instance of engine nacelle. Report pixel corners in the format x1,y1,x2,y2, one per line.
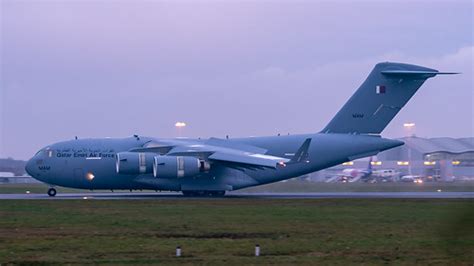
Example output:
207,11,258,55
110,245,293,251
153,156,201,178
116,152,154,175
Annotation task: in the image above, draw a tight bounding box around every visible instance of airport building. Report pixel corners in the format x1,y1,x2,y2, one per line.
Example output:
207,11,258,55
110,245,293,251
311,137,474,182
376,137,474,181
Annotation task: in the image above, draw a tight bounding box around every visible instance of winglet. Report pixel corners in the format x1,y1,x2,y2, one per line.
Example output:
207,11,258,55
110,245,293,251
289,138,312,163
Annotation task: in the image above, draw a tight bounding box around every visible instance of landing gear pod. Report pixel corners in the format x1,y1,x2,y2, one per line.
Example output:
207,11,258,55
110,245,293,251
116,152,154,175
153,156,201,178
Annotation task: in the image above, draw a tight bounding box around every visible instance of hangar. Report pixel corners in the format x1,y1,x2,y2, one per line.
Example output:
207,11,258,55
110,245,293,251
375,137,474,180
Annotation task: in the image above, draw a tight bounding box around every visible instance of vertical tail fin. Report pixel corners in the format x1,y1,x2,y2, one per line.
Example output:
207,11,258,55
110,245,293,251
322,62,458,134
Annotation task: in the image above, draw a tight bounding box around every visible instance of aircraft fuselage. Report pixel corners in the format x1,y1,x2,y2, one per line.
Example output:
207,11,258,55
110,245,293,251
25,134,402,192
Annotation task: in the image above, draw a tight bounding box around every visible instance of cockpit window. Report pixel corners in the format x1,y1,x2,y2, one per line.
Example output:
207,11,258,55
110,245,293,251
35,148,54,157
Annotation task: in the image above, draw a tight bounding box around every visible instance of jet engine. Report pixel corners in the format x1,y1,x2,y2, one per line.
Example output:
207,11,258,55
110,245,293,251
116,152,154,175
153,156,201,178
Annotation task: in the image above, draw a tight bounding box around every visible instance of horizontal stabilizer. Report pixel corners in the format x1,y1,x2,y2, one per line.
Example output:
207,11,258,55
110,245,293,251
381,70,460,78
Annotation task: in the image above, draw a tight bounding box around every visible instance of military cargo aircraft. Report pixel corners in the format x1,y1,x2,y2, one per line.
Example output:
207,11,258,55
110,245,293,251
25,62,457,196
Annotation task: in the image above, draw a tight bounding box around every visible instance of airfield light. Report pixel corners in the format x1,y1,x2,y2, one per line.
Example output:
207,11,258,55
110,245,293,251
175,122,187,128
175,122,187,137
342,161,354,166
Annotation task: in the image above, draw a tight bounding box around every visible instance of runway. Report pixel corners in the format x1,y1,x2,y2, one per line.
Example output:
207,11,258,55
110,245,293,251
0,191,473,199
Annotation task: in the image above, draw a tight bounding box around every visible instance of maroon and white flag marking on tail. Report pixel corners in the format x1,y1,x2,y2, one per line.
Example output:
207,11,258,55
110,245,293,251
376,85,386,94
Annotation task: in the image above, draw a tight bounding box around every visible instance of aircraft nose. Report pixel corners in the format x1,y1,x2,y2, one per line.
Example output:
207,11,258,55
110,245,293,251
25,158,35,177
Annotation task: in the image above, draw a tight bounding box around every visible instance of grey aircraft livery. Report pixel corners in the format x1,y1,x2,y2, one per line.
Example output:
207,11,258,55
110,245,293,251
25,62,457,196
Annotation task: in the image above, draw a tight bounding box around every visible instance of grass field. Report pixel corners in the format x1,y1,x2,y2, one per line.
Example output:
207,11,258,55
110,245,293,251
1,180,473,195
0,199,473,265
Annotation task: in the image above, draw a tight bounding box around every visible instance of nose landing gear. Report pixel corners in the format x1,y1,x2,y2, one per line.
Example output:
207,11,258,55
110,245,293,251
47,188,57,197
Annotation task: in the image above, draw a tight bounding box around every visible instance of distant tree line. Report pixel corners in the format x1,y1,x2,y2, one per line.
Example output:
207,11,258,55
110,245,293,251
0,158,27,176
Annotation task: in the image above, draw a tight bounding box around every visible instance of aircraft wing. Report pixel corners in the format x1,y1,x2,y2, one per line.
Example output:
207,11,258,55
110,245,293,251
130,138,290,169
129,141,174,154
167,144,289,168
208,151,289,168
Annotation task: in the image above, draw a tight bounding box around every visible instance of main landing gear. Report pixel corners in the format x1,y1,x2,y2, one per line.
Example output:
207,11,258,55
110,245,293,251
47,187,57,197
182,190,226,197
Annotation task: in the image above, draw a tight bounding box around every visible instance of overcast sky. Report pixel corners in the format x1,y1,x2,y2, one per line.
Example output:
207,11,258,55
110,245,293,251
1,0,473,159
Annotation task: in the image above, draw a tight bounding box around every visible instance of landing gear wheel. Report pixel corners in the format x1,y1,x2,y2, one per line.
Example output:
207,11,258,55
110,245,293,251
215,191,226,197
182,191,226,197
47,188,57,197
182,191,196,197
210,191,226,197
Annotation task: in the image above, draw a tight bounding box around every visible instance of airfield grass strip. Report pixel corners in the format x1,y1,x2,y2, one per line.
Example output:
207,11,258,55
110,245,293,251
0,199,472,265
